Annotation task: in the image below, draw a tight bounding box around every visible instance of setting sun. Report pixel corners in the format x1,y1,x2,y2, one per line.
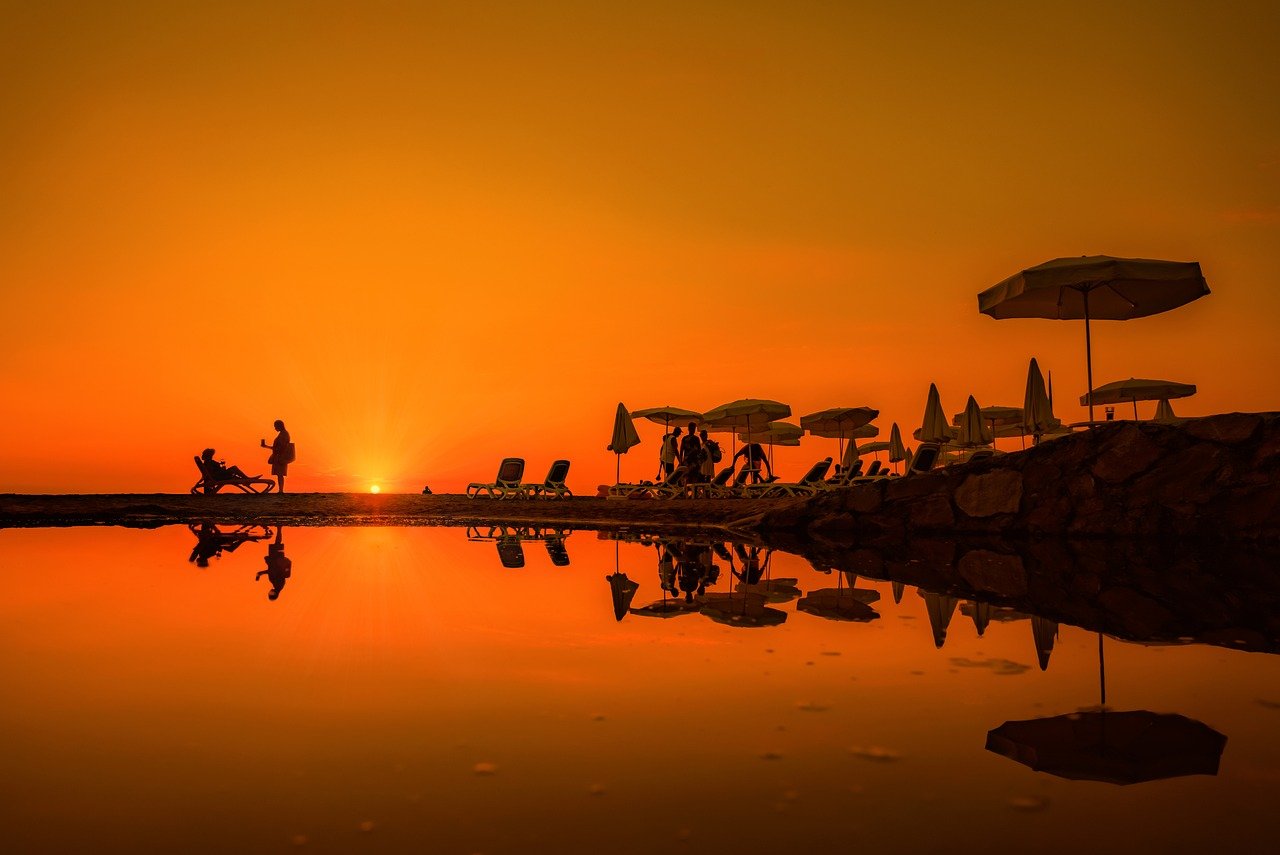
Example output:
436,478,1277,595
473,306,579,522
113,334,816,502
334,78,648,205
370,485,381,494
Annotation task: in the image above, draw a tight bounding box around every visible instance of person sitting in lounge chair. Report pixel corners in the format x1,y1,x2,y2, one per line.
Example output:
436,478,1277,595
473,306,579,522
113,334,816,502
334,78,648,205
200,448,250,481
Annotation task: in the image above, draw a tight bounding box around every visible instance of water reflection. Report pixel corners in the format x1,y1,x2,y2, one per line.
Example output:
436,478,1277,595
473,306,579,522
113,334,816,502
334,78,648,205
187,522,273,568
467,524,574,569
256,527,293,601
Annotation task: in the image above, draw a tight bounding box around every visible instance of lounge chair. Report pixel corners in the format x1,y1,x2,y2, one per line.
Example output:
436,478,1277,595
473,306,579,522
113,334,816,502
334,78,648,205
686,467,736,498
745,458,832,497
190,456,276,494
607,465,687,499
521,459,572,498
466,458,526,498
907,443,941,474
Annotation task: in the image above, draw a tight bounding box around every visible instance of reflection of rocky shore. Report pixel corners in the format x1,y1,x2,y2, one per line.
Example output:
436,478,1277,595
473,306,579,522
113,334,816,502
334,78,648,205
786,535,1280,654
749,413,1280,541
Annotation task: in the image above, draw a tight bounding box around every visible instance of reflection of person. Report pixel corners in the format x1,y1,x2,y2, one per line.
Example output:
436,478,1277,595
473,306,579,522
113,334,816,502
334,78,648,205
188,523,273,567
260,420,292,493
256,528,293,601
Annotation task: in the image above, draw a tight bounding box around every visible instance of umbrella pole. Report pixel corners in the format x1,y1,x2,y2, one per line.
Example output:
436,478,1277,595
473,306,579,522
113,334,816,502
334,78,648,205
1132,399,1138,421
1098,632,1106,707
616,452,621,486
1083,289,1095,423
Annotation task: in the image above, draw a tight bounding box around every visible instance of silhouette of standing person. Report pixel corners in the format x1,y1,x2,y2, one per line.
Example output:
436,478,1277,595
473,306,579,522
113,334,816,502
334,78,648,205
260,419,292,493
256,528,292,601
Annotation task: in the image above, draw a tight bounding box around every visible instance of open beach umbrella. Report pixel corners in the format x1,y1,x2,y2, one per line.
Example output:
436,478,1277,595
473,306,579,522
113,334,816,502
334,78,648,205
631,406,702,428
955,396,994,447
918,383,952,445
1023,358,1056,440
888,423,906,472
986,711,1227,785
1079,378,1197,421
738,421,803,470
856,441,891,456
796,587,881,622
606,403,641,484
704,399,791,467
1154,398,1178,422
979,256,1210,422
954,404,1017,448
801,407,879,462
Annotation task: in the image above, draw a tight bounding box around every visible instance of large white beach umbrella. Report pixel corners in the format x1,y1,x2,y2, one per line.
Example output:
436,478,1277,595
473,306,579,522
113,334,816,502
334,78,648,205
1079,378,1197,421
606,403,641,484
979,256,1210,422
738,421,803,472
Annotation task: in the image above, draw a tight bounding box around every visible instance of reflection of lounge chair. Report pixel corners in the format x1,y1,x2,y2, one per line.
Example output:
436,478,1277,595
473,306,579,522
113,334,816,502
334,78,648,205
466,458,525,498
745,458,832,497
496,536,525,568
190,456,275,494
544,535,570,566
521,459,572,498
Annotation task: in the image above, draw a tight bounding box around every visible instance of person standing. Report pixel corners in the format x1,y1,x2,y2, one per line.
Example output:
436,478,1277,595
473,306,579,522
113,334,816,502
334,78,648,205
699,429,719,481
678,421,703,484
260,419,293,493
659,430,679,480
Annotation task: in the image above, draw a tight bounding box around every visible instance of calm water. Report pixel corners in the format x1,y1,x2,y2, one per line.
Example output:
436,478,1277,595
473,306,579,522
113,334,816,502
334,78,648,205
2,525,1278,854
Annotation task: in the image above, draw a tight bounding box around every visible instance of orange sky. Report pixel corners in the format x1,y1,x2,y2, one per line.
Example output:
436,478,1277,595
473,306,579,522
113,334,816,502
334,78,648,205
2,1,1278,493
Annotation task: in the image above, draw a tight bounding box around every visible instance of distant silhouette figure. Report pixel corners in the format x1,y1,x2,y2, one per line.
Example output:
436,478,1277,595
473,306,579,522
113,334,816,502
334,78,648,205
731,442,773,483
260,420,293,493
256,528,293,600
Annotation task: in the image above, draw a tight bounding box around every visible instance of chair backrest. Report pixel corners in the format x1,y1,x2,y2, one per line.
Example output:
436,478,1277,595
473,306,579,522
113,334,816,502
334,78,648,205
969,449,995,462
664,465,686,486
711,468,734,487
800,458,832,484
910,443,941,474
866,460,882,476
496,538,525,568
544,459,571,486
734,467,756,486
496,457,525,486
544,538,570,566
845,459,864,478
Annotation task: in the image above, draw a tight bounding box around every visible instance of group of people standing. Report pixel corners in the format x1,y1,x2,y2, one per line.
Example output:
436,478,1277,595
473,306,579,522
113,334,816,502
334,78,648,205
656,421,775,485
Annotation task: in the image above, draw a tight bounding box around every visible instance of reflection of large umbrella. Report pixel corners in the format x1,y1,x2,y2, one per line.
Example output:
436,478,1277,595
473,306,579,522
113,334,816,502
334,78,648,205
797,585,881,622
986,711,1227,785
606,571,640,621
980,256,1210,422
955,395,994,448
700,592,787,628
606,403,641,484
918,383,952,444
1079,378,1197,421
1031,615,1058,671
801,407,879,463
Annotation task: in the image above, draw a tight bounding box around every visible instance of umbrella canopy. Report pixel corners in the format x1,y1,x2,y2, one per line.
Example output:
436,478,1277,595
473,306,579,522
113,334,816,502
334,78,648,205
953,405,1022,427
738,421,804,442
955,395,994,447
1023,357,1056,437
801,406,880,463
1154,398,1178,422
629,599,698,619
856,441,891,455
606,403,641,484
918,383,952,444
1080,378,1197,420
985,710,1227,785
888,423,907,463
980,256,1210,422
703,399,791,428
699,592,787,628
796,588,881,622
631,406,703,427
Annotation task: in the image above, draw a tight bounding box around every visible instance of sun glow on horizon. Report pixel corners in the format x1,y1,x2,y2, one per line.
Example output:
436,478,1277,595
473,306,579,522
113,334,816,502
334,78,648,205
370,485,381,494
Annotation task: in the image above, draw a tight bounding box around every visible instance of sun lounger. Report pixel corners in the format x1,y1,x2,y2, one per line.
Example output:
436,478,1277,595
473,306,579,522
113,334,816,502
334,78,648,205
907,442,941,474
607,465,687,499
190,456,276,495
744,458,832,497
686,467,736,498
520,459,572,498
466,458,526,498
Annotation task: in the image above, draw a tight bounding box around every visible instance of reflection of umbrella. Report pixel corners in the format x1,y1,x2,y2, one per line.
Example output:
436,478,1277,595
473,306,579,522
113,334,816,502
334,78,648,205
796,587,881,622
699,592,787,628
606,403,641,484
801,407,879,463
1079,378,1197,421
955,395,994,447
1032,615,1058,671
1154,398,1178,422
986,711,1227,785
606,571,640,621
629,599,697,618
918,383,952,444
980,256,1210,422
922,591,958,648
891,581,905,604
969,601,992,636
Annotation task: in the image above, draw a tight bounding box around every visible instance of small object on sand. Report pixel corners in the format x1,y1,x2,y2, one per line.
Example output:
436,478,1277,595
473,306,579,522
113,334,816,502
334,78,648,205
422,486,432,494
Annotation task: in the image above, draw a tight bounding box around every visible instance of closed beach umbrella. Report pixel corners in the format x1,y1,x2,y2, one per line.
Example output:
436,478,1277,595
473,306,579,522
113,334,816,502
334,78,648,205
918,383,952,445
1024,358,1056,438
986,711,1227,785
956,396,994,447
606,403,641,484
1079,378,1197,420
979,256,1210,422
839,424,881,469
888,423,907,469
606,571,640,622
1154,398,1178,422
